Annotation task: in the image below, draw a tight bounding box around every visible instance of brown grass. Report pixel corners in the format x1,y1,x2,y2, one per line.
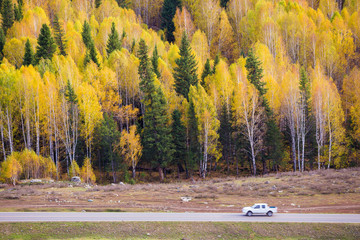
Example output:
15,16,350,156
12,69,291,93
0,168,359,213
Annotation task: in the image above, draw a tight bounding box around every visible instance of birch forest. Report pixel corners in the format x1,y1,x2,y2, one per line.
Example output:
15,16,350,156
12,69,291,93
0,0,359,184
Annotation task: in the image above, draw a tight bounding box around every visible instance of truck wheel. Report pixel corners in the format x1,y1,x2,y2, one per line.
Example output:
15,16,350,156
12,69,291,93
267,211,273,217
247,211,253,216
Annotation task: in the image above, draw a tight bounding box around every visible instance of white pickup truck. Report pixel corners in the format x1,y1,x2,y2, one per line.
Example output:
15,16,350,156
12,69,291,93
242,203,277,217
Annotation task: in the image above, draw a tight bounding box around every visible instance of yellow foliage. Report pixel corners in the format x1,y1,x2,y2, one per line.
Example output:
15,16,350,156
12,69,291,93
1,154,22,185
81,157,96,184
69,160,80,178
118,125,142,178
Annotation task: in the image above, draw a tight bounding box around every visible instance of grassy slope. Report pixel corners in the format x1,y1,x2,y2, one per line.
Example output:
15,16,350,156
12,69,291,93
0,222,359,240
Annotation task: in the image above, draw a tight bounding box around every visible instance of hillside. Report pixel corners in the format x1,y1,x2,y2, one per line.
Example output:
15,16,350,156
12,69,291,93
0,0,359,184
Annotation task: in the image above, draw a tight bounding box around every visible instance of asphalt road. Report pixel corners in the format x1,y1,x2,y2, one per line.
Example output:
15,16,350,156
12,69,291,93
0,212,359,223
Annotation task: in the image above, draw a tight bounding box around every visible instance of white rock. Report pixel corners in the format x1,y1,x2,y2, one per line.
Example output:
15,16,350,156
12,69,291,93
181,197,192,202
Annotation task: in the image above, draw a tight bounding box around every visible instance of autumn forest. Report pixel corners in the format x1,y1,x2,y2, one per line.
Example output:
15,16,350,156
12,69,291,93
0,0,359,184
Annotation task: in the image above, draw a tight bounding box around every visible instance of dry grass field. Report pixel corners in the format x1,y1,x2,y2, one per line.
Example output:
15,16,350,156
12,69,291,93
0,168,359,213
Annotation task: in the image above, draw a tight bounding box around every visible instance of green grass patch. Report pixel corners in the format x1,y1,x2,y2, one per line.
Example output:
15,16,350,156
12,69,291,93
0,222,359,240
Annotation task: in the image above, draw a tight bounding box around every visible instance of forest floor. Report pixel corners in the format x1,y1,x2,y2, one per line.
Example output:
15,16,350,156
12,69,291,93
0,168,359,213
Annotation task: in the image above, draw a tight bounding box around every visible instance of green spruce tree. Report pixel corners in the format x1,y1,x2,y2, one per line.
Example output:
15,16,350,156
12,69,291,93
89,42,99,67
138,39,173,181
116,0,132,9
93,113,120,183
219,103,232,173
14,0,23,21
0,28,5,60
161,0,181,42
151,45,161,79
106,22,121,57
171,109,187,177
220,0,229,8
299,67,317,170
95,0,101,8
1,0,14,34
81,21,99,67
53,15,67,56
130,38,136,54
138,39,151,91
245,49,283,174
212,54,220,74
83,50,91,67
173,32,198,100
201,59,212,87
187,100,200,178
23,39,33,66
245,49,266,95
34,24,57,64
82,21,92,49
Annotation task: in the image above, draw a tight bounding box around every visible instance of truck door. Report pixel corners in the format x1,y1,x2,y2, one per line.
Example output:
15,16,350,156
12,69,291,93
253,205,261,213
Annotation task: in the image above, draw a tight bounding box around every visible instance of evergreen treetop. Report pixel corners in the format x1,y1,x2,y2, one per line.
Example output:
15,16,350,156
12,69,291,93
201,59,212,86
106,22,121,57
245,49,266,96
34,24,57,64
220,0,229,8
1,0,14,34
173,32,198,100
0,27,5,60
53,15,67,56
212,54,220,74
151,45,161,79
95,0,101,8
64,79,78,104
161,0,181,42
82,21,92,49
23,39,33,66
138,39,151,89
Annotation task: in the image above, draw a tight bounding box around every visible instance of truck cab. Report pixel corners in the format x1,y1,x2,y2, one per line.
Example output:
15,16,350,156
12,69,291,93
242,203,277,216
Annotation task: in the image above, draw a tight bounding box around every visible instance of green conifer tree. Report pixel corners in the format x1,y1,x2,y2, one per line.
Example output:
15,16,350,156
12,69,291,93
245,49,266,95
161,0,181,42
171,109,186,176
138,39,173,181
173,32,198,99
0,28,5,60
131,39,136,54
82,21,92,49
14,0,23,21
89,42,99,67
220,0,229,8
34,24,57,64
299,67,317,169
212,54,220,74
95,0,101,8
23,39,33,66
201,59,212,86
116,0,131,9
1,0,14,34
187,100,200,178
151,45,161,79
245,49,283,174
64,79,78,104
53,15,67,56
219,103,232,173
138,39,151,91
83,50,91,68
106,22,121,57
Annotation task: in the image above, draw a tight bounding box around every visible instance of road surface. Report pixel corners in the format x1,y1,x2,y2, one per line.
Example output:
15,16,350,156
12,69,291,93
0,212,359,223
